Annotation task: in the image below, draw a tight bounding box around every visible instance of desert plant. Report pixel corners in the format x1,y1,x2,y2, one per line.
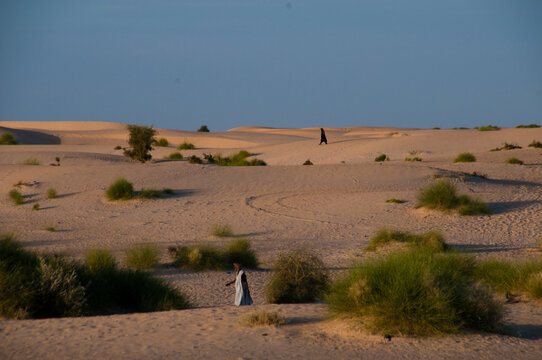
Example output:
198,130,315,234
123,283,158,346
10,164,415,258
225,238,259,269
303,160,313,165
211,150,266,166
211,224,234,237
46,188,57,199
454,152,476,163
125,243,161,270
365,229,448,252
241,310,285,327
265,249,329,304
456,195,491,215
374,154,389,162
114,145,122,150
9,190,24,205
44,227,56,232
154,138,169,147
516,124,540,128
504,158,523,165
474,125,500,131
404,157,422,162
415,179,490,215
140,189,162,199
385,198,404,204
162,188,174,195
179,141,195,150
22,158,40,165
528,140,542,149
197,125,210,132
526,272,542,299
84,249,117,272
188,155,202,164
452,127,469,130
490,143,522,151
123,124,156,162
32,203,40,211
432,127,441,130
0,132,17,145
328,250,503,335
166,152,183,160
106,178,134,200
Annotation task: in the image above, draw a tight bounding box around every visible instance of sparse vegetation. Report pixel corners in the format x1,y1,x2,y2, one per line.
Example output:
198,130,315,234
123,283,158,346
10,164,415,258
432,127,440,130
454,152,476,163
207,150,266,166
452,127,469,130
154,138,169,147
374,154,389,162
365,229,448,252
474,125,501,131
166,152,183,160
197,125,210,132
179,141,195,150
123,124,156,162
0,132,17,145
44,227,56,232
106,178,134,200
211,224,234,237
415,179,490,215
385,198,404,204
84,249,117,272
490,143,522,151
404,157,422,162
9,190,24,205
32,203,40,211
162,188,174,195
504,158,523,165
140,189,162,199
114,145,122,150
188,155,202,164
125,243,161,270
46,188,57,199
528,140,542,149
22,158,40,165
516,124,540,128
327,249,503,335
303,159,313,165
265,249,329,304
241,310,285,327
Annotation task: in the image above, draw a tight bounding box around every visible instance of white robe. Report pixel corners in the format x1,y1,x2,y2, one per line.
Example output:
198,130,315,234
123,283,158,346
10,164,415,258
235,269,253,306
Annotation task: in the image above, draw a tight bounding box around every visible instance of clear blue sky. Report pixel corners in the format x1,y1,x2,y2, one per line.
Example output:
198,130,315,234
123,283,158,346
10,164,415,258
1,0,541,131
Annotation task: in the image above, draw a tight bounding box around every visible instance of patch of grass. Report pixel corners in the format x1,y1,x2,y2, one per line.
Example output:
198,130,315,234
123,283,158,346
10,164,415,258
197,125,210,132
106,178,134,200
46,188,57,199
84,249,117,272
154,138,169,147
114,145,122,150
211,224,234,237
124,124,156,162
404,157,422,162
9,189,24,205
165,152,183,160
490,143,522,151
44,227,56,232
209,150,266,166
516,124,540,128
328,250,503,335
241,310,285,327
456,195,491,215
374,154,389,162
528,140,542,149
504,157,523,165
32,203,40,211
225,238,259,269
526,273,542,299
385,198,404,204
188,155,202,164
453,152,476,163
139,189,162,199
0,132,18,145
366,229,448,252
303,159,313,165
125,243,161,270
162,188,174,195
265,249,329,304
474,125,501,131
22,158,40,165
452,127,469,130
179,141,195,150
415,179,490,215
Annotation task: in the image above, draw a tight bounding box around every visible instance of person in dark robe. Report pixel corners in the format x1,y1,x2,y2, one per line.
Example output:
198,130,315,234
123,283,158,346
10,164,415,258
319,128,328,145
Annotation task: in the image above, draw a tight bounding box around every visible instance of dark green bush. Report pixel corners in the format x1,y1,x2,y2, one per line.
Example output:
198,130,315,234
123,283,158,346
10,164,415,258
140,189,162,199
188,155,203,164
454,152,476,163
197,125,210,132
415,179,490,215
528,140,542,149
516,124,540,128
114,145,122,150
490,142,522,151
374,154,389,162
32,203,40,211
366,229,448,252
125,243,161,270
84,249,117,272
123,125,156,162
179,142,195,150
385,198,404,203
474,125,500,131
210,150,266,166
166,152,183,160
9,190,24,205
154,138,169,147
404,157,422,162
46,188,57,199
106,178,134,200
504,157,523,165
265,249,329,304
0,132,17,145
303,160,313,165
225,238,259,269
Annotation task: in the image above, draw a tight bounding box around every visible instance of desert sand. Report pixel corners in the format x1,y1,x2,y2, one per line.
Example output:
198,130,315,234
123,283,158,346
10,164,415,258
1,121,541,359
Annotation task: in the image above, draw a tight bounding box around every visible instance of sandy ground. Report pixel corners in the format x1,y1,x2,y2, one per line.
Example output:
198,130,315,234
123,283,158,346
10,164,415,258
1,121,542,359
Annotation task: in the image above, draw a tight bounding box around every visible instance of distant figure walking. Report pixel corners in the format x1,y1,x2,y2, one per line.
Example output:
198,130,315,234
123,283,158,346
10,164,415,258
319,128,327,145
225,263,253,306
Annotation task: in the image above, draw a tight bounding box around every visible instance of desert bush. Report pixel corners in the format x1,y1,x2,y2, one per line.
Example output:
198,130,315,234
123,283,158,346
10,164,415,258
504,158,523,165
114,145,122,150
123,124,156,162
526,272,542,299
516,124,540,128
179,141,195,150
154,138,169,147
211,224,234,237
474,259,542,297
452,127,469,130
197,125,210,132
106,178,134,200
327,250,503,335
46,188,57,199
265,249,329,304
528,140,542,149
84,249,117,272
456,195,491,215
22,158,40,165
9,190,24,205
211,150,266,166
404,157,422,162
474,125,500,131
162,188,174,195
490,143,522,151
44,227,56,232
415,179,490,215
140,189,162,199
303,159,313,165
241,310,285,327
32,203,40,211
432,127,441,130
374,154,389,162
225,238,259,269
125,243,161,270
166,152,183,160
188,155,202,164
0,132,17,145
385,198,403,203
366,229,448,252
454,152,476,163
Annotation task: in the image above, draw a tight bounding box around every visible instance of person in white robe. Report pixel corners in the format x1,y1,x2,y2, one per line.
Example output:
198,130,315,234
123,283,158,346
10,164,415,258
225,263,253,306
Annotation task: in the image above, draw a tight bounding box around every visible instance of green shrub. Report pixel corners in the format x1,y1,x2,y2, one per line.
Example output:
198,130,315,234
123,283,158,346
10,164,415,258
528,140,542,149
123,124,156,162
162,188,174,195
303,159,313,165
179,141,195,150
197,125,210,132
456,195,491,215
328,250,503,335
241,310,285,327
22,158,40,165
385,198,404,204
84,249,117,272
404,157,422,162
452,127,469,130
0,132,17,145
474,259,542,297
265,249,329,304
140,189,162,199
504,158,523,165
366,229,448,252
474,125,500,131
490,143,522,151
432,127,440,130
166,152,183,160
211,224,234,237
416,179,458,211
225,238,259,269
46,188,57,199
154,138,169,147
114,145,122,150
454,152,476,163
32,203,40,211
526,272,542,299
374,154,389,162
106,178,134,200
210,150,266,166
125,243,161,270
516,124,540,128
44,227,56,232
9,190,24,205
188,155,202,164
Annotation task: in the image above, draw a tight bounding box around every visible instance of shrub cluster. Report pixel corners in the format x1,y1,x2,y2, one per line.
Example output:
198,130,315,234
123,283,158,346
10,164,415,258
0,132,17,145
166,152,183,160
123,125,156,162
179,142,195,150
188,155,203,164
374,154,389,162
211,224,234,237
516,124,540,128
365,229,449,252
106,178,134,200
154,138,169,147
404,157,422,162
169,238,258,271
197,125,210,132
207,150,266,166
528,140,542,149
9,190,24,205
47,188,57,199
241,310,285,327
303,160,313,165
385,198,403,204
474,125,500,131
504,158,523,165
454,152,476,163
125,243,161,270
490,143,521,151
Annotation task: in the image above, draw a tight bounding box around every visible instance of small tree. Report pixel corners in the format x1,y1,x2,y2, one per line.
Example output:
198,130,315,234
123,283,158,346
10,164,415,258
123,125,156,162
197,125,210,132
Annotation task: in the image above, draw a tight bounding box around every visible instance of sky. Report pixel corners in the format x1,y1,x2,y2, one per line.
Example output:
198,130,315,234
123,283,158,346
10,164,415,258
0,0,541,131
